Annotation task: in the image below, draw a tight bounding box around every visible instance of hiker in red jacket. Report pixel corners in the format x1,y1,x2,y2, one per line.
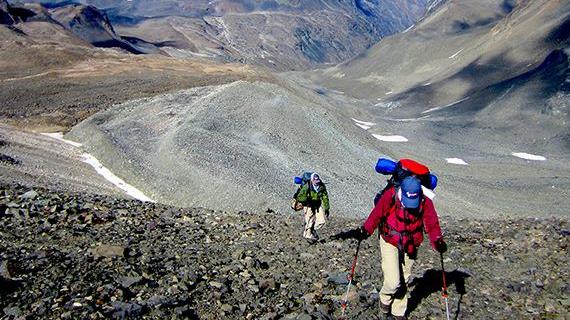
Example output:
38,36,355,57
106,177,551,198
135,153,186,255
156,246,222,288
349,176,447,320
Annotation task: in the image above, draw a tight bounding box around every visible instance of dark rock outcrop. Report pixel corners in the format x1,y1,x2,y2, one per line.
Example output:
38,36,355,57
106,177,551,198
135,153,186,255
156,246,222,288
49,4,143,54
0,0,14,25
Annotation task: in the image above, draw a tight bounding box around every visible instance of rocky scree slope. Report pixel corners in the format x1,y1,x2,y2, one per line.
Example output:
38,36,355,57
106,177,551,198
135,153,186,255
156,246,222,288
66,80,384,217
0,184,569,319
0,124,125,197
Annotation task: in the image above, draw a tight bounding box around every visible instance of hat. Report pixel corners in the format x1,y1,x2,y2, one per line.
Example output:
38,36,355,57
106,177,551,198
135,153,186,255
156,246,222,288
310,172,321,183
400,176,422,209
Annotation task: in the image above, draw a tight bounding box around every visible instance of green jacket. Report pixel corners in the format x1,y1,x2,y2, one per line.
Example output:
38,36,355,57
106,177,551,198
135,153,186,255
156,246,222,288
295,183,330,211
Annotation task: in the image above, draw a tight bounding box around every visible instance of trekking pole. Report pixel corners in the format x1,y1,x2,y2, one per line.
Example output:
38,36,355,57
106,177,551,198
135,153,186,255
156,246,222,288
340,239,361,318
440,252,451,320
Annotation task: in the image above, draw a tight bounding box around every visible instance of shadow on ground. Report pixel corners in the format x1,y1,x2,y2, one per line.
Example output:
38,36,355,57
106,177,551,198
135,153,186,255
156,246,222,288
408,268,471,319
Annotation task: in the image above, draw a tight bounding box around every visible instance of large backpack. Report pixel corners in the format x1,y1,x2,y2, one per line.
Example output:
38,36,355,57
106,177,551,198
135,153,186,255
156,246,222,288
291,171,315,211
294,171,314,185
373,158,437,206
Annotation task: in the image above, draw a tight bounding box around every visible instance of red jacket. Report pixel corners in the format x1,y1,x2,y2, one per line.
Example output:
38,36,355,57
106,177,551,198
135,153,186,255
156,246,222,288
363,186,443,255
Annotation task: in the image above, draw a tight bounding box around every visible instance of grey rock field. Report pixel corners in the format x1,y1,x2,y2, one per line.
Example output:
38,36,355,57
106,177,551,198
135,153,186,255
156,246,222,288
0,185,568,319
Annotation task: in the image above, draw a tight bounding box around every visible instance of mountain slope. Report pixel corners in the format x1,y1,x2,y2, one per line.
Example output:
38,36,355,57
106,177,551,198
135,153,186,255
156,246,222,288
66,80,384,216
309,0,569,154
19,0,436,70
48,4,143,53
281,0,570,220
1,184,568,319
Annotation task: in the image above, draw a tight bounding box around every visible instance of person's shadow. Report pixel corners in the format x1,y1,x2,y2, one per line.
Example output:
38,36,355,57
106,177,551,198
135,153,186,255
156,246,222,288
407,268,470,319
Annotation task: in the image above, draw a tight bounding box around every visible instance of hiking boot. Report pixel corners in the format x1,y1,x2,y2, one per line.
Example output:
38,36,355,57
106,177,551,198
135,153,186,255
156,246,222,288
304,237,317,244
380,302,391,314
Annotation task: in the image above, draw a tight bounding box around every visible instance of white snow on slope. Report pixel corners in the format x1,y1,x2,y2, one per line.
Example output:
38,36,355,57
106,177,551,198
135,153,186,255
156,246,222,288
446,158,468,165
355,123,371,130
422,97,470,114
372,134,408,142
402,24,414,33
512,152,547,161
352,118,376,130
449,48,464,59
41,132,83,147
80,154,155,202
41,132,154,202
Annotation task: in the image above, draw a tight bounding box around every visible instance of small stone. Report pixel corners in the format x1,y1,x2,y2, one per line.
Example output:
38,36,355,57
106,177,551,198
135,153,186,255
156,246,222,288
259,279,278,293
3,306,21,317
232,249,245,260
0,260,11,279
300,253,315,260
174,305,193,316
544,300,557,313
147,295,168,307
111,302,142,318
327,272,349,285
221,304,232,312
21,190,38,199
559,298,570,307
296,313,312,320
92,245,125,258
72,302,82,308
302,293,315,306
117,276,142,288
210,281,224,289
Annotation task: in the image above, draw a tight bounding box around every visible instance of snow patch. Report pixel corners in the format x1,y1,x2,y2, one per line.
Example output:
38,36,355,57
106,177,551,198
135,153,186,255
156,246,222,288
80,154,155,202
352,118,376,126
446,158,468,165
512,153,546,161
402,24,414,33
385,91,393,95
372,134,408,142
41,132,154,202
422,97,470,114
449,49,464,59
41,132,83,147
386,116,431,122
355,123,371,130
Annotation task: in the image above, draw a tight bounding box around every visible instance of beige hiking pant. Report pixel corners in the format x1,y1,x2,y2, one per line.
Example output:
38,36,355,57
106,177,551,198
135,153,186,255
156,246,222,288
303,205,326,239
380,236,415,317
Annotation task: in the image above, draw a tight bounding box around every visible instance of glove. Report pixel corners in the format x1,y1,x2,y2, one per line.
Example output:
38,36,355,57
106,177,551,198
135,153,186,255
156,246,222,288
356,226,370,241
331,226,369,241
435,238,447,253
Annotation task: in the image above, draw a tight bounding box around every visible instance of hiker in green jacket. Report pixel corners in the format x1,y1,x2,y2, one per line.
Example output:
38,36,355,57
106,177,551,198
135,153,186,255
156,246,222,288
295,172,329,244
